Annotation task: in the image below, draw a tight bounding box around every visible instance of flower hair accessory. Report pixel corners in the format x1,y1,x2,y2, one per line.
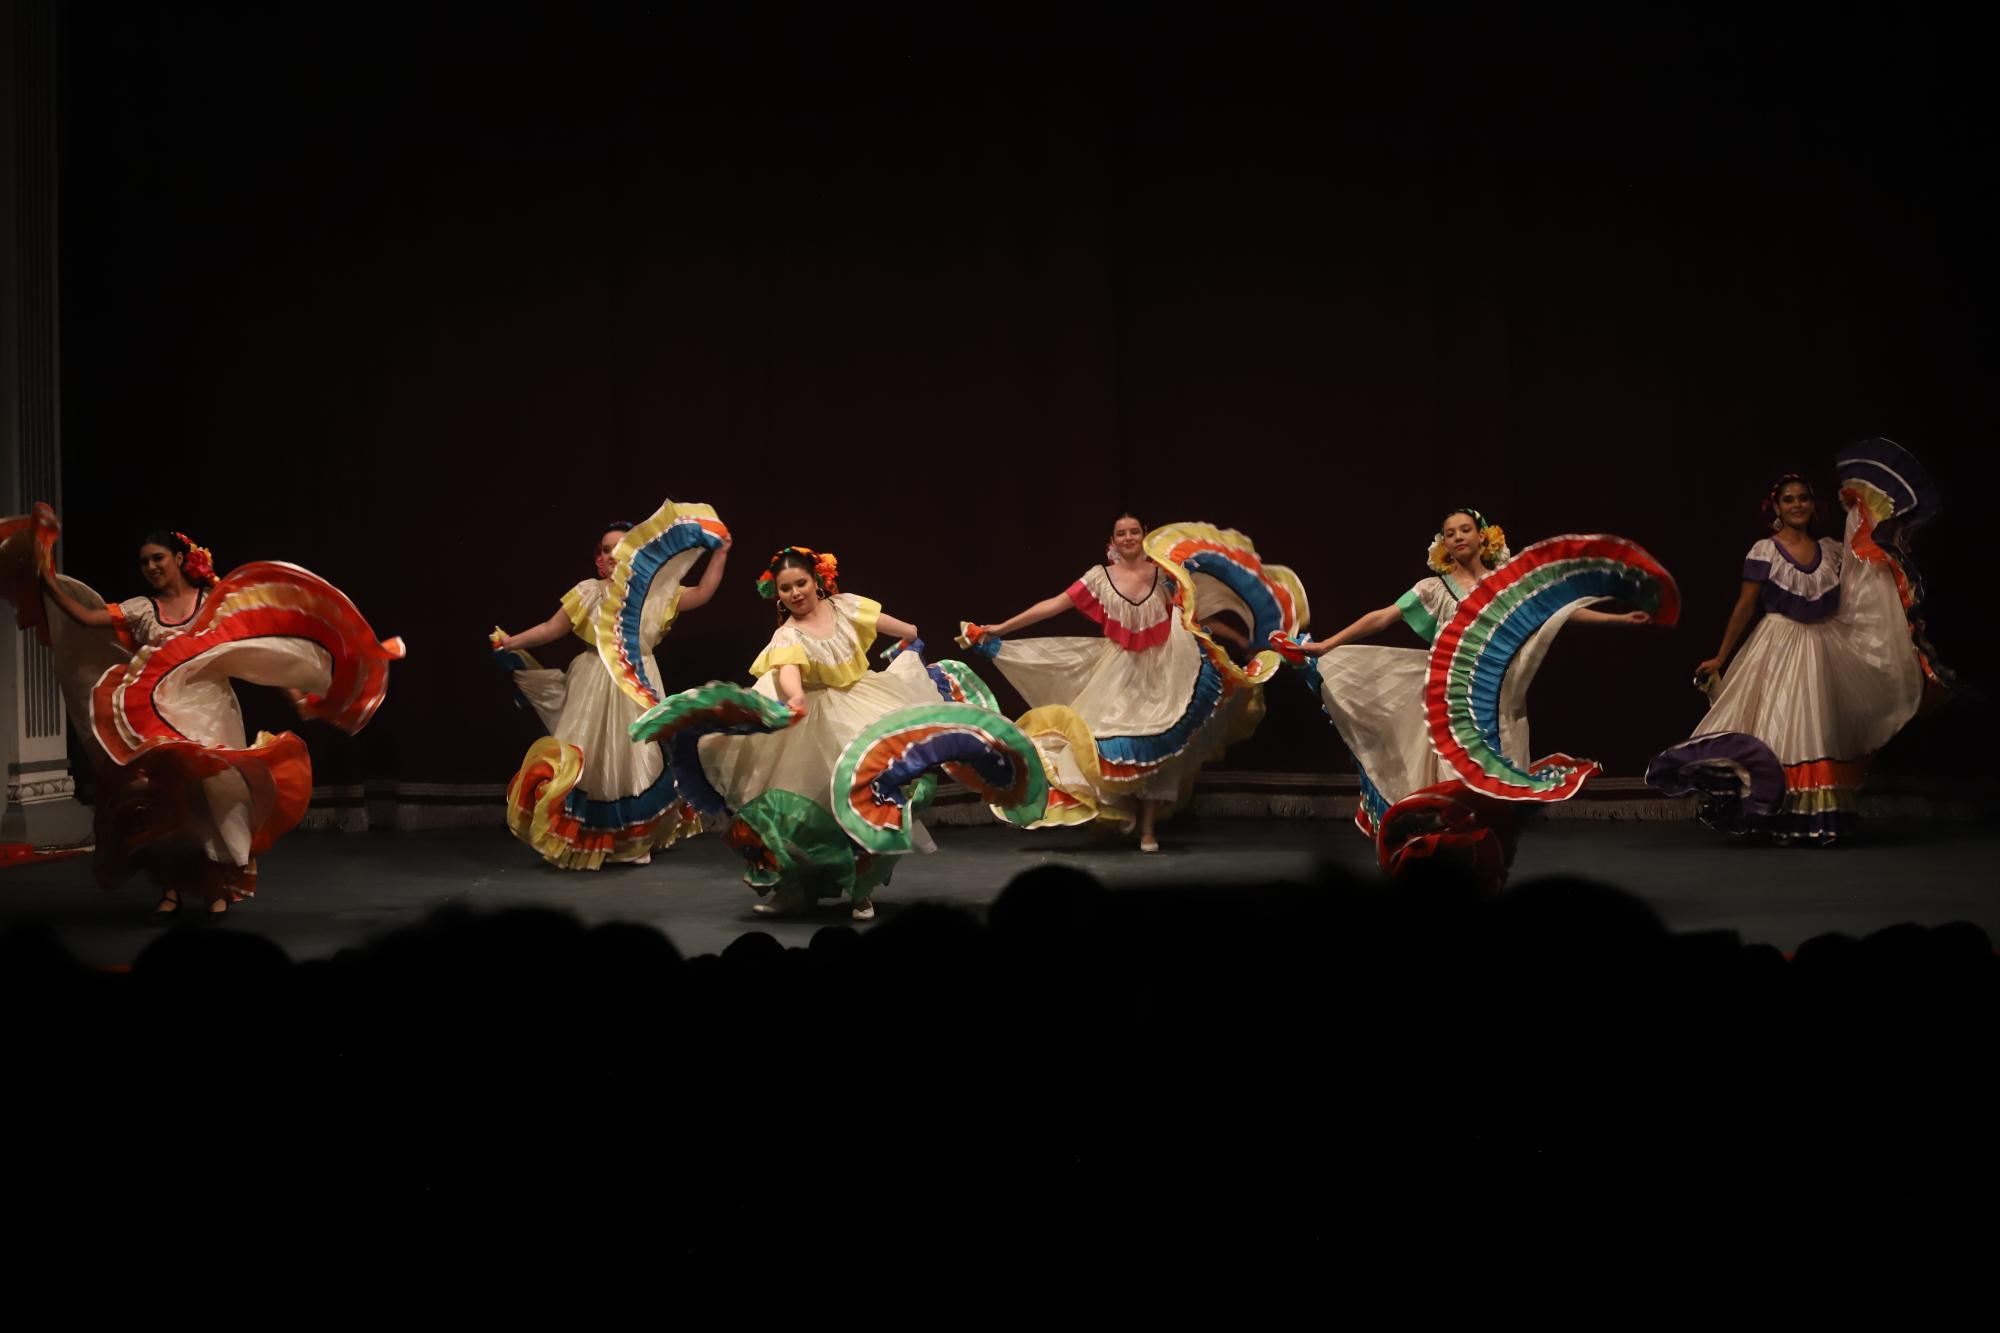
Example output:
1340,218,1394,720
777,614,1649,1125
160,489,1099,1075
174,531,216,584
756,545,840,599
1425,508,1509,575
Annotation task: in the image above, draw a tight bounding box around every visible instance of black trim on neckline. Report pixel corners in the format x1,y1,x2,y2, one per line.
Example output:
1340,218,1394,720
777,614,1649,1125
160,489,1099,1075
1105,564,1159,607
151,587,207,628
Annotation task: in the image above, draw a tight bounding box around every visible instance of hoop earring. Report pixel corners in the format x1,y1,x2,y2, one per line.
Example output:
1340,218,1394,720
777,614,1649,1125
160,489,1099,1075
1771,517,1783,532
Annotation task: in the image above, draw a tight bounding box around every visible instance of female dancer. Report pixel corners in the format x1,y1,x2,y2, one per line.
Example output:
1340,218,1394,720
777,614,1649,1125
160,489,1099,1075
697,546,934,918
1648,441,1944,843
492,499,729,869
961,513,1301,852
6,514,402,917
628,545,1048,919
1288,508,1654,837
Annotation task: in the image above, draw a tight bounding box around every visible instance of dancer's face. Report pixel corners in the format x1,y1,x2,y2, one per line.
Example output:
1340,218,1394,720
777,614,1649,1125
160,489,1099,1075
775,566,819,619
1775,483,1814,531
1110,517,1145,560
1441,513,1482,564
138,544,183,591
594,530,625,580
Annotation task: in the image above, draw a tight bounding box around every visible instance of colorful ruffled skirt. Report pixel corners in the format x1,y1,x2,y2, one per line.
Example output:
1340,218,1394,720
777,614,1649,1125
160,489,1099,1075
984,628,1240,820
633,654,1050,907
1287,534,1681,886
1317,605,1584,836
504,648,697,870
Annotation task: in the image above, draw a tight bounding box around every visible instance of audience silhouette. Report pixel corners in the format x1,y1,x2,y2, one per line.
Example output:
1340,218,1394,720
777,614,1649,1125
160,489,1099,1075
3,858,1991,1239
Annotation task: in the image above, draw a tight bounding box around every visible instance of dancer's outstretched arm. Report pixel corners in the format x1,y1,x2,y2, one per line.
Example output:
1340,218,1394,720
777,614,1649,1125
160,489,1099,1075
674,539,732,613
495,606,572,652
1298,605,1401,657
39,572,114,629
1570,607,1652,626
876,611,920,644
1696,582,1762,678
1202,617,1251,651
976,592,1073,639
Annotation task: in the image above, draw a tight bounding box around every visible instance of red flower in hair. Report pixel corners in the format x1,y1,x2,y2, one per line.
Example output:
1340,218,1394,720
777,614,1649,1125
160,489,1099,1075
175,531,216,584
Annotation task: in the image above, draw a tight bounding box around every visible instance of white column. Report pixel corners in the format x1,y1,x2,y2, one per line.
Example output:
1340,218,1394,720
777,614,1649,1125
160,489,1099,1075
1,0,88,843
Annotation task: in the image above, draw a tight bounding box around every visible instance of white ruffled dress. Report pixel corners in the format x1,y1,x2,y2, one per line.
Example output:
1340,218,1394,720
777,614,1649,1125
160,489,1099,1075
1668,522,1923,837
109,591,268,879
986,562,1234,816
503,572,691,868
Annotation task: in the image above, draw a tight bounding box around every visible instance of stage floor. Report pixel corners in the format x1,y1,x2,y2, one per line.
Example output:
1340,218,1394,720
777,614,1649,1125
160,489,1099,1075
4,817,1996,966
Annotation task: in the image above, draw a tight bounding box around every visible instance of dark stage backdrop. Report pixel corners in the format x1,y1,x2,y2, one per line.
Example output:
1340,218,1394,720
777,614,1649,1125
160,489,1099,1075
53,3,1995,791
